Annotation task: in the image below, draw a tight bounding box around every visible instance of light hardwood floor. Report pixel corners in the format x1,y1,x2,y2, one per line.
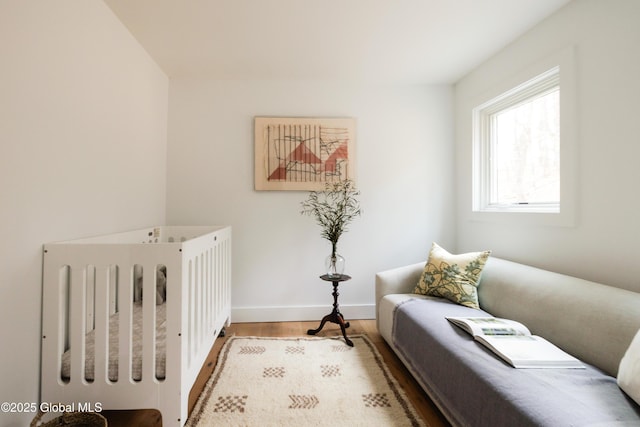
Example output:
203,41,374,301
102,320,451,427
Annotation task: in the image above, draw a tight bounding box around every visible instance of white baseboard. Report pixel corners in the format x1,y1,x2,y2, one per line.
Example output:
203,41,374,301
232,304,375,323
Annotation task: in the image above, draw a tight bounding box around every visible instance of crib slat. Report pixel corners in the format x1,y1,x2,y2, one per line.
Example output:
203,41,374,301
119,264,134,382
69,266,87,383
93,266,109,383
143,264,156,382
197,254,204,351
187,259,194,367
203,251,209,340
215,244,221,323
209,248,214,331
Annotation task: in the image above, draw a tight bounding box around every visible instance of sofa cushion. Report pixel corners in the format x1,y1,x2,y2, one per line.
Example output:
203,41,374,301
619,328,640,405
414,242,490,309
392,297,640,427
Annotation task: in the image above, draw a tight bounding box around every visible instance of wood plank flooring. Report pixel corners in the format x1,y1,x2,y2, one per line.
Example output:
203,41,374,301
102,320,451,427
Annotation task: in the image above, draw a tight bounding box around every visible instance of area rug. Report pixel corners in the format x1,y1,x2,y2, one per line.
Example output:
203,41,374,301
186,335,425,427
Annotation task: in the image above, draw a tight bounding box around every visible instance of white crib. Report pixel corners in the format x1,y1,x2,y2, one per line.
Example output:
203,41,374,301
41,226,231,426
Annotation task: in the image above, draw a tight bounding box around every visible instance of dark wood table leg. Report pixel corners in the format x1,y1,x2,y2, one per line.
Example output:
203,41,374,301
307,313,331,335
307,278,353,346
335,312,354,347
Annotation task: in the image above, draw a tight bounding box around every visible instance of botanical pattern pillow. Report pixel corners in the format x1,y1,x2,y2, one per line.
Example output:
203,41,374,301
414,243,491,309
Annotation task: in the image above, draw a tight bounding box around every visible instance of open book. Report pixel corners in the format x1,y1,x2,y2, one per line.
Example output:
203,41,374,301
446,316,584,369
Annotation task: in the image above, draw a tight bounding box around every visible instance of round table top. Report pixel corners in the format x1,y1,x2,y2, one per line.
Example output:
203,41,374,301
319,274,351,282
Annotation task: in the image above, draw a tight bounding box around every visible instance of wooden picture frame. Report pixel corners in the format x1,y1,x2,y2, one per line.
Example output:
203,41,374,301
254,117,356,191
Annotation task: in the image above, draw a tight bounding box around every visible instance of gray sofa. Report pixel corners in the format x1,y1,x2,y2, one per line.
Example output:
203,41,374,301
376,256,640,427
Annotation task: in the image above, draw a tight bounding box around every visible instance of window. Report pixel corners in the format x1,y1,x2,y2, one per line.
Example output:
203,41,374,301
473,67,560,213
470,47,576,226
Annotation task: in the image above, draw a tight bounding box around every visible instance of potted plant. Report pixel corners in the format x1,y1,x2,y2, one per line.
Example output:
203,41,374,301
301,179,361,277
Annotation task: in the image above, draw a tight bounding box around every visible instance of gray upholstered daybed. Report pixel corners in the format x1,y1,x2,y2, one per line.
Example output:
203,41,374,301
376,253,640,427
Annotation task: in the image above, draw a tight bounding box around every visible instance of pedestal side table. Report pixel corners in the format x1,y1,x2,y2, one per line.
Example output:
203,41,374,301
307,274,353,346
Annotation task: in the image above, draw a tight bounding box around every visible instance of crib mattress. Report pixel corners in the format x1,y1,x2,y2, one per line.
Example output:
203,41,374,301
61,303,166,382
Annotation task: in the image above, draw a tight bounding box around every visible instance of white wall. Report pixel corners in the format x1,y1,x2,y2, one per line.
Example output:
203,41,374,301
0,2,168,425
455,0,640,292
167,80,455,321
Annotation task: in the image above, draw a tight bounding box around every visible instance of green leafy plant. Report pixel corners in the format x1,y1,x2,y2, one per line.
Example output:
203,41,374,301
300,179,361,258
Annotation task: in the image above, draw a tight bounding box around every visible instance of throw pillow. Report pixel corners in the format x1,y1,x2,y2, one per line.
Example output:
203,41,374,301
414,242,491,309
618,328,640,405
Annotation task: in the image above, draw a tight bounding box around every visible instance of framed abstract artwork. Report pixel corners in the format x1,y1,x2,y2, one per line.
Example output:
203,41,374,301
254,117,356,191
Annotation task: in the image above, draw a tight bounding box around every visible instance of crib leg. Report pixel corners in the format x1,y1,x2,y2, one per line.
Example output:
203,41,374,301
218,327,226,337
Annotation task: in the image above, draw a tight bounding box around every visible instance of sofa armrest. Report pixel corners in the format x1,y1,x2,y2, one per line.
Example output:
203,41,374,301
375,262,424,309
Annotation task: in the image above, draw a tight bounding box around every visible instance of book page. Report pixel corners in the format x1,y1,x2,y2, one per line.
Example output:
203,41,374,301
476,335,585,369
447,317,531,337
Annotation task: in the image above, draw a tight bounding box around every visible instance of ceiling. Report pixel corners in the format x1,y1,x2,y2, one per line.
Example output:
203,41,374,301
104,0,571,84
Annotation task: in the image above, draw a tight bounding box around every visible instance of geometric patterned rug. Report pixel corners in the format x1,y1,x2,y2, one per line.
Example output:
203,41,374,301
186,335,425,426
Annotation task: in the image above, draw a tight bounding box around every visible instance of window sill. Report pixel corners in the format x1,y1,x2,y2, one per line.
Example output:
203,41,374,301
469,208,574,227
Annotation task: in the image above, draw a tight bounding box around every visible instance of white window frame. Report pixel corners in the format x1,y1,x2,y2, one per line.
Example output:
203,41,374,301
471,47,576,227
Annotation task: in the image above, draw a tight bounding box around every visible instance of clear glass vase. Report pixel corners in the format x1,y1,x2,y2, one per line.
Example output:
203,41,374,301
325,253,345,278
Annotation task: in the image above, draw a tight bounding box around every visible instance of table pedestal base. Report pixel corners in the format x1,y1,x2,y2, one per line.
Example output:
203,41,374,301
307,275,353,347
